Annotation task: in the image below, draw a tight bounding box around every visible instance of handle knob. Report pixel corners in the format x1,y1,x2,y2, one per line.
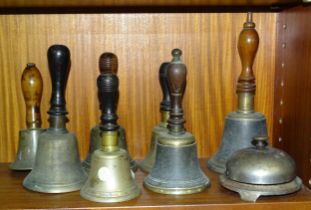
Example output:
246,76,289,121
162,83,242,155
98,53,119,131
21,63,43,129
167,49,187,134
47,45,71,116
159,62,171,112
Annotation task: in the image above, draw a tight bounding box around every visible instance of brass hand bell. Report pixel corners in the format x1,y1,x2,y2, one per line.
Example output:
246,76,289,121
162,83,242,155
139,62,170,173
10,63,44,170
23,45,87,193
207,13,268,174
80,53,140,203
83,53,136,173
144,49,210,194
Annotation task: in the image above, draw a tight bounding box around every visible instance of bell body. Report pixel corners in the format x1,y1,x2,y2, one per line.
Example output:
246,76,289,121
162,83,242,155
83,125,137,172
144,131,210,194
10,128,44,170
207,112,267,174
81,148,140,203
139,122,167,173
23,128,87,193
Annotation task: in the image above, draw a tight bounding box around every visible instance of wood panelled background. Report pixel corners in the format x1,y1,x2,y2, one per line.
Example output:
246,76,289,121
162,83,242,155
0,13,276,162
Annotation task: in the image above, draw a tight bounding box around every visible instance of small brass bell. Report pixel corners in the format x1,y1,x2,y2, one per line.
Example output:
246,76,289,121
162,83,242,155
144,49,210,195
81,53,140,202
23,45,87,193
220,136,302,202
10,63,44,170
83,53,137,173
139,62,170,173
207,12,268,174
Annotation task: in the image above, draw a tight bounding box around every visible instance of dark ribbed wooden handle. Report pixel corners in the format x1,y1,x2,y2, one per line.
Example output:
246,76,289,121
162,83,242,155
98,53,119,131
21,63,43,129
159,62,171,112
47,45,70,116
236,12,259,95
167,49,186,133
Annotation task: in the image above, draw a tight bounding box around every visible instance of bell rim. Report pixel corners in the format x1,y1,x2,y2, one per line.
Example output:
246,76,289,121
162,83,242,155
219,174,302,201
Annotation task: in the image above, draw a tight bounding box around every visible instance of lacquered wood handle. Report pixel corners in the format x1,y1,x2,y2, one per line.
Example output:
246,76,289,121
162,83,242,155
167,49,186,133
47,45,70,116
98,52,119,131
21,63,43,129
159,62,171,112
236,12,259,95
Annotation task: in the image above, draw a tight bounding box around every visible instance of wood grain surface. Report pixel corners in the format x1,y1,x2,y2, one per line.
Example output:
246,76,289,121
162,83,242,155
2,160,311,209
0,0,300,8
273,6,311,188
0,13,276,162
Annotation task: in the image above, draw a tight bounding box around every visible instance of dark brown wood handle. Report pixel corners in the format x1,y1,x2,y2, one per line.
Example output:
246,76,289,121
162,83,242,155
21,63,43,129
237,12,259,95
167,49,187,134
99,52,118,74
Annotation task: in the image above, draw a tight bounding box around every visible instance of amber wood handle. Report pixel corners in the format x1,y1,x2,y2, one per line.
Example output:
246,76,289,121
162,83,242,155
47,45,71,116
21,63,43,129
98,53,119,131
236,12,259,95
159,62,171,112
167,49,187,133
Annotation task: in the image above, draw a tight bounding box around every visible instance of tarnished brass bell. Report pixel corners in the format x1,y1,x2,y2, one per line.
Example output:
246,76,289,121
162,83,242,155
23,45,87,193
220,136,302,202
207,12,268,174
139,62,170,173
144,49,210,195
10,63,44,170
83,53,136,173
81,53,140,202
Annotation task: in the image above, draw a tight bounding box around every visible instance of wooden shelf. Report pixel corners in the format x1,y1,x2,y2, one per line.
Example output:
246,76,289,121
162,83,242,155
0,0,301,8
2,159,311,210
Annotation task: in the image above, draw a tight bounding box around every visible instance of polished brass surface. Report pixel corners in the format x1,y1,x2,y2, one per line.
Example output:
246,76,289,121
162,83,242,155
144,49,210,194
207,12,268,174
23,45,87,193
80,131,140,203
11,63,44,171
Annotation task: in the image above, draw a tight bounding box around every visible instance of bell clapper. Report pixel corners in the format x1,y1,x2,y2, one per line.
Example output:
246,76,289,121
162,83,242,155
22,45,87,193
139,62,171,173
144,49,210,195
207,12,268,174
80,53,140,203
10,63,44,170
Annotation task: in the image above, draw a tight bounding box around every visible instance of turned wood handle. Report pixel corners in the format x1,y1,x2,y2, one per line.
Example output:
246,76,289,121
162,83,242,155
21,63,43,129
98,53,119,131
167,49,186,132
47,45,70,116
159,62,171,112
237,12,259,94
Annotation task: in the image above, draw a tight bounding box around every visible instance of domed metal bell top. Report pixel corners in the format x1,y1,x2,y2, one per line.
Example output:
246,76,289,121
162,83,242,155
225,136,296,185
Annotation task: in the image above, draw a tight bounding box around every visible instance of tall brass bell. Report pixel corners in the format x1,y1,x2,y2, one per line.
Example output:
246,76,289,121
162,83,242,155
83,53,137,173
81,53,140,202
144,49,210,195
23,45,87,193
207,13,268,174
139,62,170,173
10,63,44,170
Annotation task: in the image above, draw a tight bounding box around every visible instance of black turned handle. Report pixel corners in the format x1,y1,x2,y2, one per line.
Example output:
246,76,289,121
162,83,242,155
47,45,71,116
98,53,119,131
167,49,187,133
159,62,171,112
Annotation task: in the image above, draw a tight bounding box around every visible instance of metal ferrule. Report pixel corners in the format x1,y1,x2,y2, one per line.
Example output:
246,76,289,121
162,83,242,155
101,131,118,152
237,92,254,113
160,111,170,127
48,115,68,132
